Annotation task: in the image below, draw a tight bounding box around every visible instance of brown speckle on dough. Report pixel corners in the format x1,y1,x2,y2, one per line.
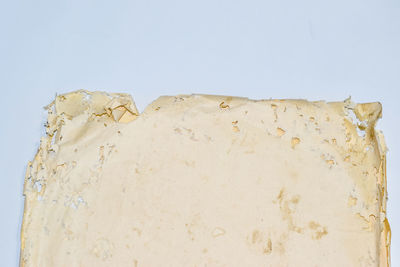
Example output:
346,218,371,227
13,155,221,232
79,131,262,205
326,159,335,165
291,137,300,149
219,101,230,109
277,127,286,137
263,238,272,255
308,221,328,240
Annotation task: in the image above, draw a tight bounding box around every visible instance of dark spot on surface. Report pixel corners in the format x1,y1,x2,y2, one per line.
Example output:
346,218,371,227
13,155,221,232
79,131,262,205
248,230,273,255
308,221,328,240
275,188,303,233
276,188,285,202
263,238,272,254
291,196,300,204
291,137,300,149
219,101,230,109
277,127,285,137
252,230,261,244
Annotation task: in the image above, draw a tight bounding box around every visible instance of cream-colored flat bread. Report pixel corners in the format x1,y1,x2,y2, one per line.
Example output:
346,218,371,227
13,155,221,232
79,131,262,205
20,90,390,266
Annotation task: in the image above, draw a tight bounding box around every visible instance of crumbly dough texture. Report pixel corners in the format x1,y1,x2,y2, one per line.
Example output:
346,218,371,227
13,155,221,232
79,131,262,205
20,90,390,266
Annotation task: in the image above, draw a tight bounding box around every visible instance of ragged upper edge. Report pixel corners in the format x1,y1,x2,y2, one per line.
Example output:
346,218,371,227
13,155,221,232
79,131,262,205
342,99,390,267
141,93,249,114
19,90,139,266
141,93,312,115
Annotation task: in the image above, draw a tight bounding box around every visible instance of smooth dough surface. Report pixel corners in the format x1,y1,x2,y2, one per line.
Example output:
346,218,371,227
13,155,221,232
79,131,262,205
20,91,390,266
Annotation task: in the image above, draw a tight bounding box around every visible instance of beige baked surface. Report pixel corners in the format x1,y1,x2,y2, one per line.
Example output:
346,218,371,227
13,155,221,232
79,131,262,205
20,90,390,266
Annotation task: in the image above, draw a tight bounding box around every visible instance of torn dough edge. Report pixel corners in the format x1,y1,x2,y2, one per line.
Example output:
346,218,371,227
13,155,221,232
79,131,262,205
20,90,390,267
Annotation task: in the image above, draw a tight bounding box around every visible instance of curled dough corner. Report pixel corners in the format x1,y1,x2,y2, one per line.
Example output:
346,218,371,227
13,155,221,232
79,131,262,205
48,89,139,122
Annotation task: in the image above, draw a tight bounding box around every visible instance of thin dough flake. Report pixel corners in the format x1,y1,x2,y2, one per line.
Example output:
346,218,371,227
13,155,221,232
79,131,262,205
20,91,390,266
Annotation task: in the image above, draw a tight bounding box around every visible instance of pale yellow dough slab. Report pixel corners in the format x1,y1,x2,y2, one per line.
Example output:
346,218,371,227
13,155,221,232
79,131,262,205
20,90,390,266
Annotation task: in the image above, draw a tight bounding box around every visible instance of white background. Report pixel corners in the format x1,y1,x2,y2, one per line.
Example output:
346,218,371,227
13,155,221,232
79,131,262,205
1,0,399,266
